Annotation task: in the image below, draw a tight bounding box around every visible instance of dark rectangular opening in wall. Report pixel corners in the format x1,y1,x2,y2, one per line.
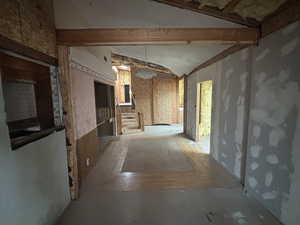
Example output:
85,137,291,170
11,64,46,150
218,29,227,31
0,52,55,150
94,81,115,137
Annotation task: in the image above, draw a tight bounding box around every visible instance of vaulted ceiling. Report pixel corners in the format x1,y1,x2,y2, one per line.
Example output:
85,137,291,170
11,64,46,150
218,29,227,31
54,0,292,76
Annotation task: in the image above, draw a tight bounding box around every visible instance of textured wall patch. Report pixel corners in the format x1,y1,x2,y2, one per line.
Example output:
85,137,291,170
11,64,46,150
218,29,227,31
266,154,279,165
250,145,262,158
251,162,259,170
256,49,270,61
253,125,261,138
248,177,258,188
269,128,286,147
262,191,278,200
265,172,273,187
281,38,299,56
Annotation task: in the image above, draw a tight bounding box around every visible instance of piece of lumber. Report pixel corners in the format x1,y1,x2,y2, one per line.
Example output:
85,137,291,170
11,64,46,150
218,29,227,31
56,28,259,46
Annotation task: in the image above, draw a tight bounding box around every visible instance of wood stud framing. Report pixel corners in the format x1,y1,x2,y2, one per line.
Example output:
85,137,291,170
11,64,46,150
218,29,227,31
57,46,79,200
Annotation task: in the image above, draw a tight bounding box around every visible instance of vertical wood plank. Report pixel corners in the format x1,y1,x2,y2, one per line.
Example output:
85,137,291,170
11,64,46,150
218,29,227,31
57,46,79,199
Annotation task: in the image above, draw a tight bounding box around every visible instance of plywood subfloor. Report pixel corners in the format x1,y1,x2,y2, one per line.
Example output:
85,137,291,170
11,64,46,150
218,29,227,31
57,127,282,225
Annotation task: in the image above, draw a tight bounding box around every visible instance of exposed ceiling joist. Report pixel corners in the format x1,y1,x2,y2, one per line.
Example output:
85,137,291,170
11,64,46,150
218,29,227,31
150,0,259,27
112,53,177,76
222,0,241,13
187,44,250,76
56,28,259,46
261,0,300,37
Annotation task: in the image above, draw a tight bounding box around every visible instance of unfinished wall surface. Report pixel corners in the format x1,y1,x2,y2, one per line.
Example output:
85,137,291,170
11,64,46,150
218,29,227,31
187,48,251,180
186,21,300,225
70,47,115,182
0,73,70,225
186,63,218,140
0,0,57,57
245,21,300,224
213,48,251,180
131,72,153,125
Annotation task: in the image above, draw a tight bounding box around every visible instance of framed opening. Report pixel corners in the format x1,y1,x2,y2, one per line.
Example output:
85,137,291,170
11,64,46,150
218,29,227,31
0,52,56,150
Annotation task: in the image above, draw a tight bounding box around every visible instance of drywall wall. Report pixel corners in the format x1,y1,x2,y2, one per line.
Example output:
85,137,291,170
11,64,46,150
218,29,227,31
186,48,251,180
213,48,251,180
186,20,300,225
186,63,218,140
0,73,70,225
70,47,115,182
0,0,57,57
245,21,300,224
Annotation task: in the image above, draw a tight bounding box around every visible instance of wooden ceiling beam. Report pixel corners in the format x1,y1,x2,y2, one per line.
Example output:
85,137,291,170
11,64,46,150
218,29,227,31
150,0,259,27
187,44,250,76
56,28,259,46
112,53,176,76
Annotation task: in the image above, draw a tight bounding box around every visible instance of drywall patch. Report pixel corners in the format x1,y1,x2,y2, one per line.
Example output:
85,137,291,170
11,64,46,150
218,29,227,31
240,73,248,92
250,145,262,158
241,48,249,61
235,97,245,144
266,154,279,165
248,177,258,189
232,211,247,225
265,172,273,187
281,38,299,56
282,21,299,35
262,191,278,200
225,68,234,79
253,125,261,138
224,95,231,112
234,144,242,178
251,162,259,171
256,49,270,61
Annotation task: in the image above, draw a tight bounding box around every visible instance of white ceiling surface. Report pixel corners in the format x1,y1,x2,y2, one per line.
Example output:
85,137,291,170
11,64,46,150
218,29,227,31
53,0,239,76
53,0,241,29
111,45,229,76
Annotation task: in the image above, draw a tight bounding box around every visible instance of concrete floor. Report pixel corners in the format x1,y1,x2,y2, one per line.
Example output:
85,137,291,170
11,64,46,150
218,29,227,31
57,126,281,225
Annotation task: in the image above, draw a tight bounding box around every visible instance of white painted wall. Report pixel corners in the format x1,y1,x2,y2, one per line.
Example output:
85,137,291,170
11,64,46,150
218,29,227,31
70,47,115,82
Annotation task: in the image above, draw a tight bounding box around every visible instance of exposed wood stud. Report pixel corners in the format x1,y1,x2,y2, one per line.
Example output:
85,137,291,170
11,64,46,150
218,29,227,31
57,46,79,200
150,0,259,27
56,28,259,46
187,44,251,76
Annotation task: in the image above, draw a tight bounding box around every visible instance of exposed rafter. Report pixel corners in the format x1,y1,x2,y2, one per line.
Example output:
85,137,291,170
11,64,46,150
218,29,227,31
187,44,250,76
261,0,300,37
56,28,259,46
112,53,177,76
150,0,259,27
222,0,241,13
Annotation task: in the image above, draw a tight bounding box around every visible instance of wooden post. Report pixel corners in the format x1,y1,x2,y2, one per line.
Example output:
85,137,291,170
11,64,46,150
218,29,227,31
57,46,79,200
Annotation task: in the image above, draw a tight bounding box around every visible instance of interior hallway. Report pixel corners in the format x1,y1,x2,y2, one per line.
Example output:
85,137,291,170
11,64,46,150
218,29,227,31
57,128,281,225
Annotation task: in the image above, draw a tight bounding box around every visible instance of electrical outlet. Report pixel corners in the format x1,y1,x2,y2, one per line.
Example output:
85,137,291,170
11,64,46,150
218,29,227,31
86,158,90,167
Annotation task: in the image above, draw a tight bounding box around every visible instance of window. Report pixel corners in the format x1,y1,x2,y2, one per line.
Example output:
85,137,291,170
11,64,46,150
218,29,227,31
0,52,57,150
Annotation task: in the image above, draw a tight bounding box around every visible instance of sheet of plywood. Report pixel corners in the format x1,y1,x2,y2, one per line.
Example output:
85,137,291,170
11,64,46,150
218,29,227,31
132,74,153,125
153,77,177,124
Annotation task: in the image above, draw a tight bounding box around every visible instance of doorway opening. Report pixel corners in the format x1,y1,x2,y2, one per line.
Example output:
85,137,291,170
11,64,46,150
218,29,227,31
94,81,116,138
196,80,213,154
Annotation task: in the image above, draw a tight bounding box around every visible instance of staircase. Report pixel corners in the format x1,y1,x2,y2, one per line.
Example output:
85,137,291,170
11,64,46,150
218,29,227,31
120,112,144,134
